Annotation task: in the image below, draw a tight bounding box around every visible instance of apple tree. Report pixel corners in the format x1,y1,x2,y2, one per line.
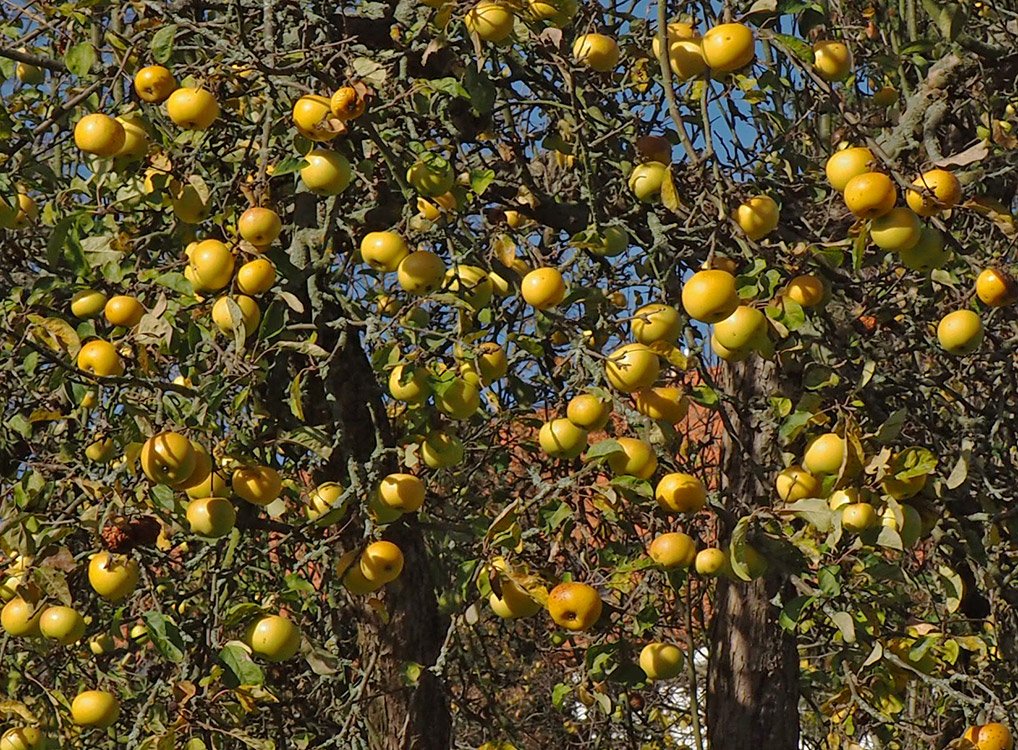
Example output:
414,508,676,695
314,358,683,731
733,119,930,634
1,0,1018,748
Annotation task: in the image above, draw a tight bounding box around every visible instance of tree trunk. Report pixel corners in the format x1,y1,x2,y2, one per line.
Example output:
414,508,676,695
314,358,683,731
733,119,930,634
325,330,451,750
707,356,800,749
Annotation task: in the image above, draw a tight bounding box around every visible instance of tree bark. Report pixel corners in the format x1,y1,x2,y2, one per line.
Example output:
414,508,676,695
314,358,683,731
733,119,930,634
327,331,451,750
707,356,800,750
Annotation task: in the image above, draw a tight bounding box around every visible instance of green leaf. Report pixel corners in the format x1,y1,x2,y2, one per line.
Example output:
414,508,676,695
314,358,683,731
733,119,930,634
428,77,469,99
220,642,264,687
829,611,856,643
151,25,178,63
785,498,832,531
65,42,96,77
143,611,186,662
585,439,623,460
728,516,751,582
779,595,813,631
689,384,718,407
551,683,570,708
818,565,841,596
773,33,813,64
874,408,907,444
779,410,812,442
852,225,868,271
271,156,308,176
469,168,495,197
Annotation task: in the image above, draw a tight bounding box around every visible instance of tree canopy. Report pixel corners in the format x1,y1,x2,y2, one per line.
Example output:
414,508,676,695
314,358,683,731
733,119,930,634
1,0,1018,749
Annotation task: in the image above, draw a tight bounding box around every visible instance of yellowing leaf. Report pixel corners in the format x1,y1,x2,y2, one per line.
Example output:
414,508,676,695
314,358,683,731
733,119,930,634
660,167,681,213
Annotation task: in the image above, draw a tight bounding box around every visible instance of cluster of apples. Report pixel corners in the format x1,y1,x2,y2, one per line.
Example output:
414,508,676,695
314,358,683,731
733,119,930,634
291,85,368,196
73,64,219,161
630,22,853,204
825,145,1017,353
463,0,577,46
775,432,930,544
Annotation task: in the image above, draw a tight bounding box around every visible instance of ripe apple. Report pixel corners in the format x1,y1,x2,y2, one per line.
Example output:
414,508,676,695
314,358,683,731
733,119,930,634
899,227,949,271
141,431,197,485
843,172,896,219
937,309,983,355
784,275,825,308
435,378,480,420
813,40,852,82
489,578,541,618
88,552,139,602
389,365,431,404
0,726,44,750
825,147,874,192
186,497,237,538
165,87,220,129
407,155,454,197
421,430,465,469
566,393,612,430
237,207,282,246
604,343,660,393
975,267,1017,307
974,722,1013,750
841,502,877,533
464,2,515,43
547,582,602,631
631,303,680,345
1,595,42,637
115,114,149,158
713,305,767,352
378,473,426,513
236,258,276,296
775,465,820,502
104,294,145,327
331,86,366,120
232,465,282,506
444,265,493,310
245,615,301,661
74,113,125,156
606,437,657,479
397,250,446,295
628,161,668,202
652,23,706,81
292,94,337,141
655,472,707,514
521,267,566,309
70,690,120,728
38,605,86,645
701,22,755,72
870,207,922,251
212,295,261,335
361,231,410,273
307,482,346,524
681,269,739,323
633,386,688,423
695,547,728,576
572,33,619,72
134,64,177,103
648,532,696,568
735,195,779,240
77,339,124,377
539,418,588,459
639,642,684,680
343,564,383,594
802,432,848,476
906,169,962,217
189,239,235,292
359,541,404,584
300,149,352,195
71,289,108,319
